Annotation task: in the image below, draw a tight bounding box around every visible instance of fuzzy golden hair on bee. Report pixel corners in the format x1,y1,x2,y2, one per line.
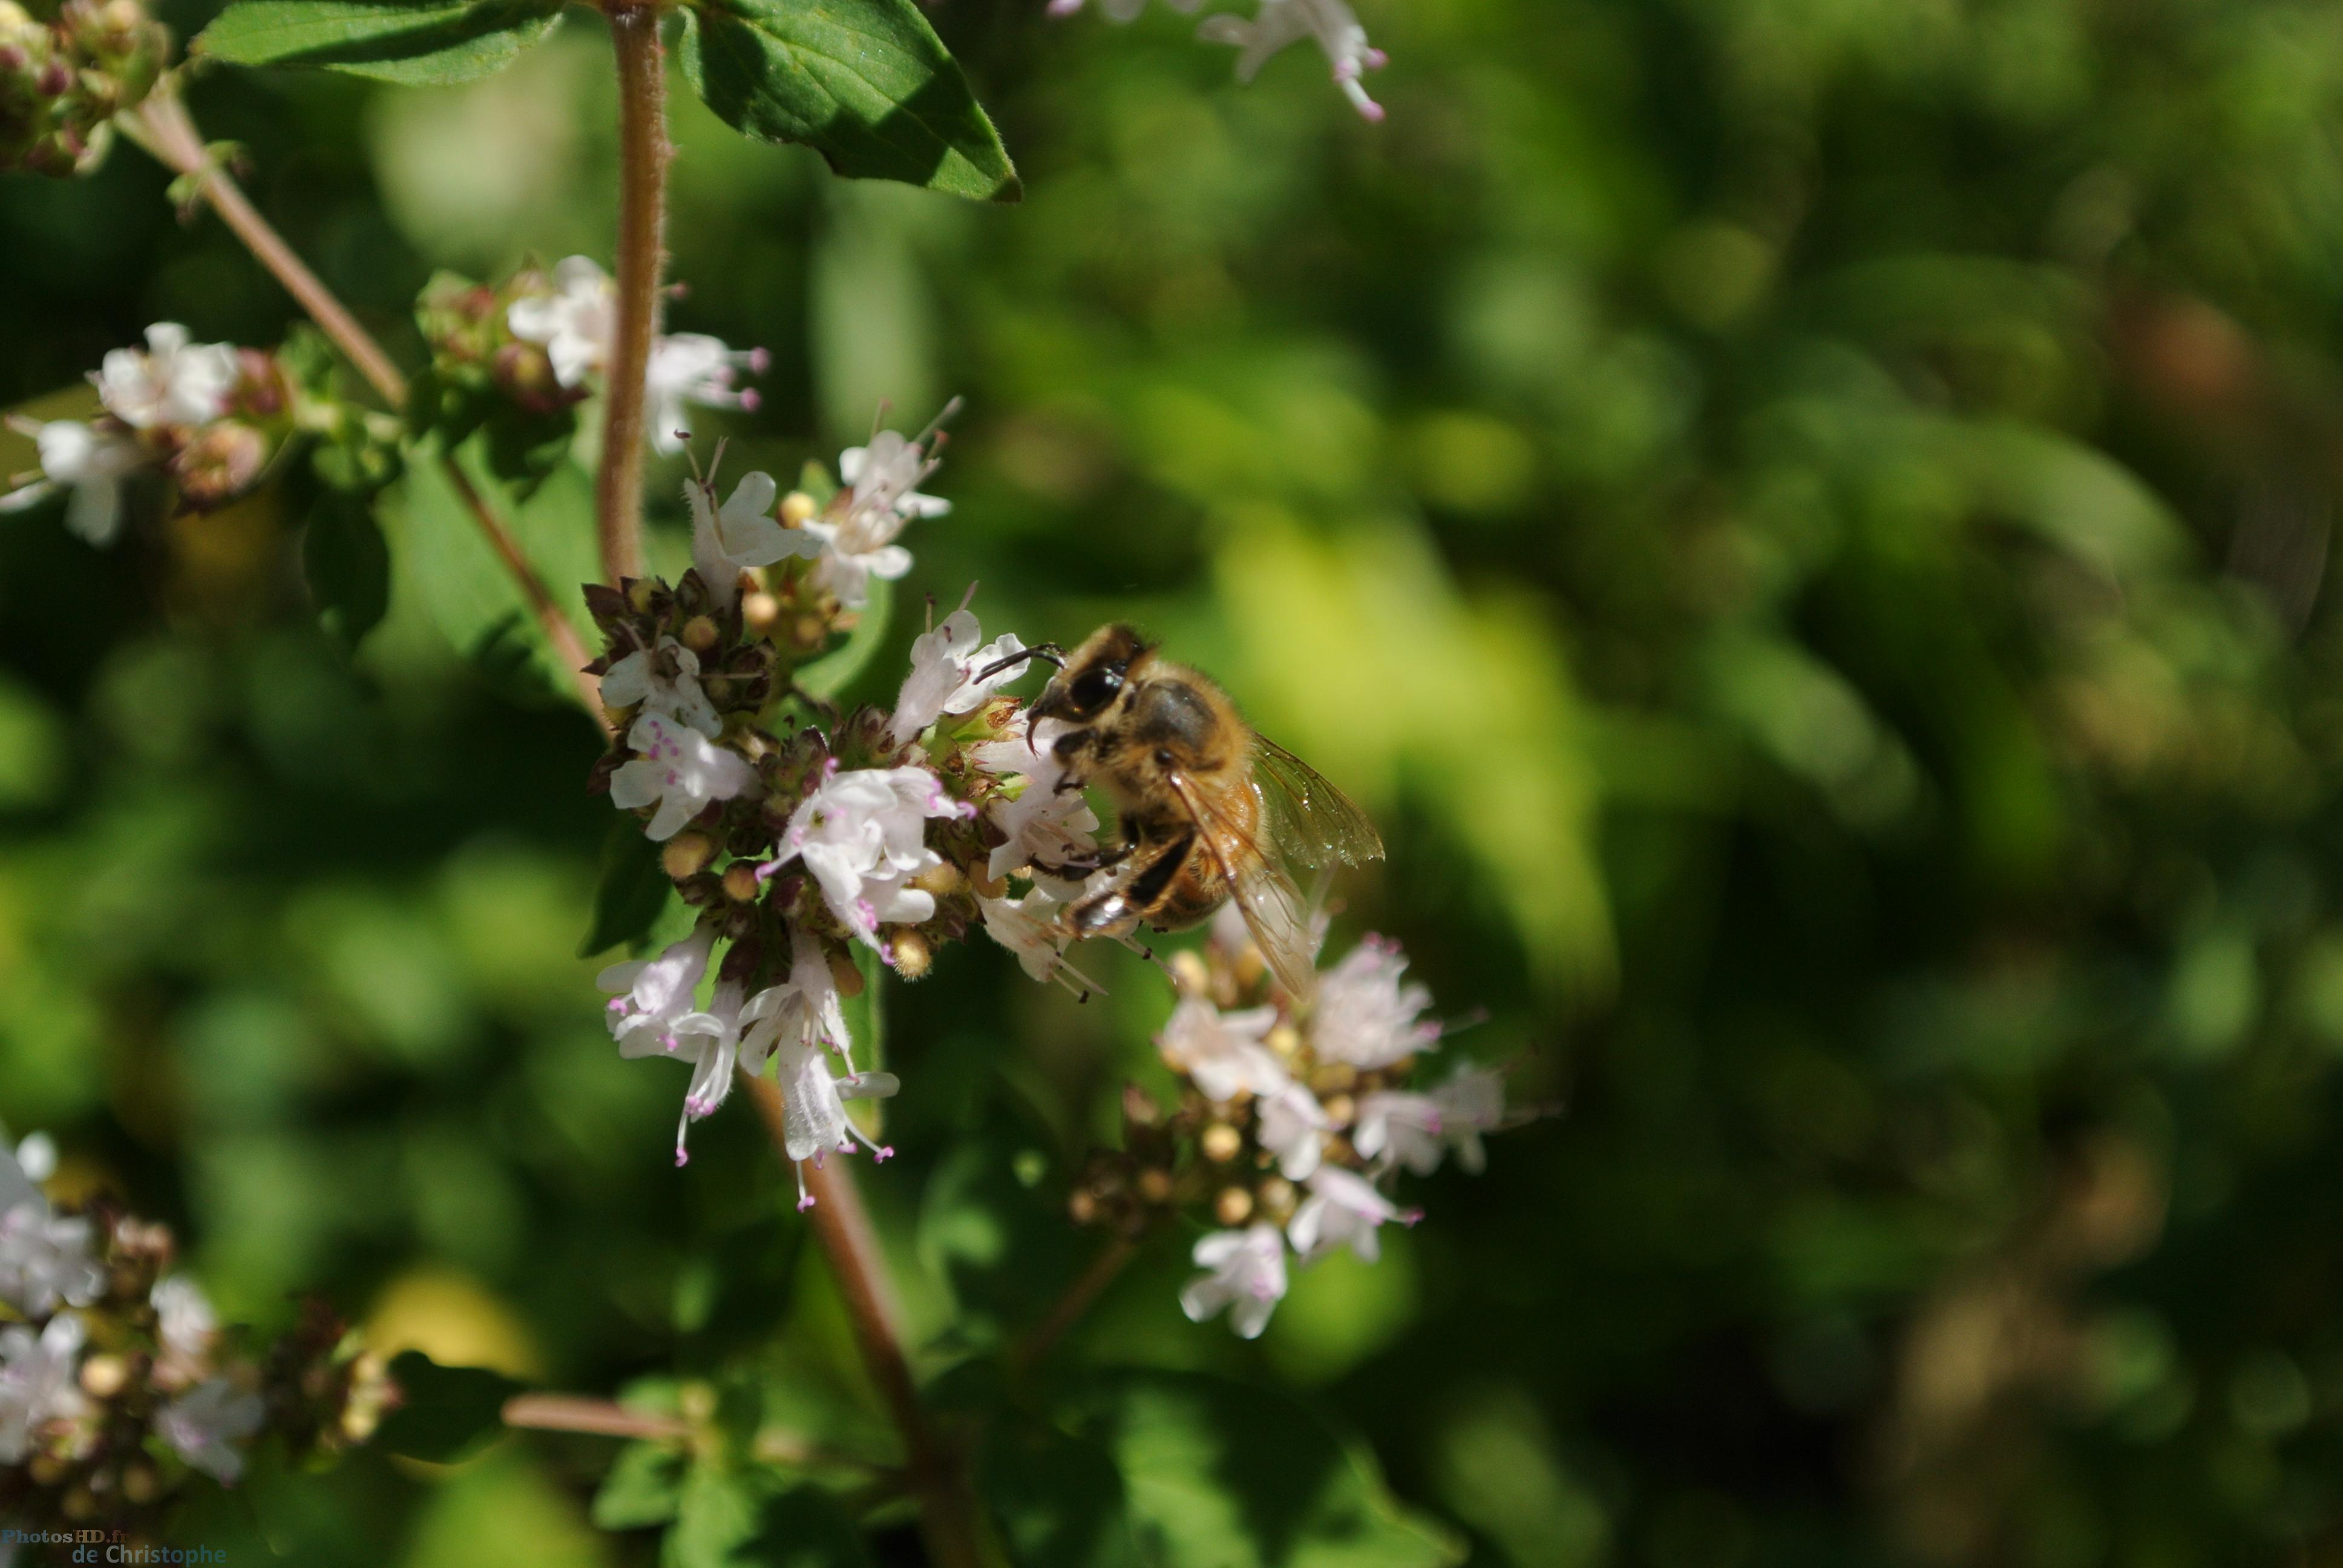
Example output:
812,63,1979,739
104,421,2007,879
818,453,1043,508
1027,624,1385,1002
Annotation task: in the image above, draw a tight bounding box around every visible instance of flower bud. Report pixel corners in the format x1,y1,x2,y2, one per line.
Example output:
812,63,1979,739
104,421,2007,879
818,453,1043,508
741,590,780,633
1267,1023,1302,1060
121,1462,160,1505
721,861,761,903
890,929,932,979
1136,1167,1175,1204
1214,1186,1255,1227
1201,1123,1242,1163
910,862,964,899
1168,950,1211,998
662,831,717,881
79,1353,126,1399
172,421,268,510
681,615,719,653
1069,1189,1099,1226
1321,1093,1355,1128
780,491,816,526
1257,1177,1297,1223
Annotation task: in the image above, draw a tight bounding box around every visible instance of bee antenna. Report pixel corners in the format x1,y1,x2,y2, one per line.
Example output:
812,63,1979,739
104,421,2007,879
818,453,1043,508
974,644,1063,684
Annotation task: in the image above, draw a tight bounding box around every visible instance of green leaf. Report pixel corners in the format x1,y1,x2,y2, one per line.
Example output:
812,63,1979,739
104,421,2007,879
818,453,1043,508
304,494,392,650
981,1420,1149,1568
663,1469,868,1568
484,404,580,501
593,1441,688,1532
679,0,1018,202
376,1350,523,1464
1074,1371,1465,1568
388,436,601,708
194,0,565,84
580,817,675,958
794,575,893,701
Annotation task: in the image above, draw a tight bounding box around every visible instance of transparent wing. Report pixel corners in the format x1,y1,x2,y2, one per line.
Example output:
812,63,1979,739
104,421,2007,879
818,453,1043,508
1252,737,1384,868
1163,768,1322,1003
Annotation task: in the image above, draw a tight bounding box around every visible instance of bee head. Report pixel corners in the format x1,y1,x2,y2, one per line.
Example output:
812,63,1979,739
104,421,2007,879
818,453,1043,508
1032,624,1149,725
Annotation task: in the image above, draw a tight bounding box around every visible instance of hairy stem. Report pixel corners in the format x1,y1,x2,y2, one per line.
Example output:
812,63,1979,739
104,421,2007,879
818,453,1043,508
1014,1234,1136,1376
125,87,408,408
742,1074,996,1568
502,1394,690,1441
598,4,669,585
122,82,611,734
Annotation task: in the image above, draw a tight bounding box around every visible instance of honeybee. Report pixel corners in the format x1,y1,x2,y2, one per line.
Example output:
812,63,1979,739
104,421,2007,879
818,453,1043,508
1008,624,1384,1001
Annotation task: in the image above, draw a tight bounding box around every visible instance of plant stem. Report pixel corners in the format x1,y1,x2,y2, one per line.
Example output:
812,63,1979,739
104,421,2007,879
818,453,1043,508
442,458,614,731
502,1393,691,1441
598,3,669,585
741,1074,997,1568
1013,1234,1136,1376
125,87,408,409
122,82,612,736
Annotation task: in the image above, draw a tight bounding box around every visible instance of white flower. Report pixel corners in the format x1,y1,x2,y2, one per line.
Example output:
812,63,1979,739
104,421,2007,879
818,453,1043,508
971,720,1103,895
0,1135,102,1319
769,764,972,951
746,930,896,1206
1354,1063,1505,1177
1158,997,1286,1103
890,604,1031,746
11,1135,51,1185
1255,1079,1330,1181
741,925,854,1075
508,256,616,389
1179,1223,1288,1339
598,927,717,1056
978,888,1099,996
94,323,240,430
0,1313,89,1464
152,1275,220,1362
687,469,817,612
801,425,952,608
609,710,759,841
1286,1166,1415,1264
652,978,749,1167
599,635,723,739
1198,0,1388,120
1309,936,1438,1070
648,333,768,456
157,1376,265,1483
0,419,146,546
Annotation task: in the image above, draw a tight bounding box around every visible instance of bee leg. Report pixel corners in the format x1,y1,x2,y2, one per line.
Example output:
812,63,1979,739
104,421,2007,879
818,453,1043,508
1069,829,1196,939
1038,841,1134,879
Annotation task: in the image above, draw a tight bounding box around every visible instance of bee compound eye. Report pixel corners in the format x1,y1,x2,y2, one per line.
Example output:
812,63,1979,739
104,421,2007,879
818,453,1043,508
1069,666,1122,712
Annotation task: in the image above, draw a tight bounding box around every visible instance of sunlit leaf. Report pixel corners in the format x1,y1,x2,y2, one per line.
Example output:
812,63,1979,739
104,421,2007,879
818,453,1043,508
195,0,565,84
679,0,1019,202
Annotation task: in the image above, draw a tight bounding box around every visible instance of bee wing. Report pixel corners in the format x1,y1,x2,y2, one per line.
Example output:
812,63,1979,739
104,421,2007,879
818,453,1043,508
1162,766,1323,1004
1252,737,1384,868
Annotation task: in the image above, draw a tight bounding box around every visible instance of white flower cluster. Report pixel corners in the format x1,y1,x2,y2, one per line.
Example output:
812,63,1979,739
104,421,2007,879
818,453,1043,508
1054,0,1389,121
1,322,238,545
600,921,900,1195
0,1134,263,1481
1172,935,1504,1339
595,571,1109,1187
506,255,769,454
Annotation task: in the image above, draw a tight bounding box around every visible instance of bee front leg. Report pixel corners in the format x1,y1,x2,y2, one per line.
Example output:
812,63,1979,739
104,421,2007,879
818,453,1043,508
1035,841,1134,880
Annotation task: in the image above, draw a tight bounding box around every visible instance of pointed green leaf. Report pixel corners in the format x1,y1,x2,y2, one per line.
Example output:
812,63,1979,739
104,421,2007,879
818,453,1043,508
194,0,564,85
680,0,1018,202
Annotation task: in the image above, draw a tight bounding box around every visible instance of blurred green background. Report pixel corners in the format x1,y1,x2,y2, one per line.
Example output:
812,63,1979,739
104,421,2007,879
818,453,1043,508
14,0,2343,1561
